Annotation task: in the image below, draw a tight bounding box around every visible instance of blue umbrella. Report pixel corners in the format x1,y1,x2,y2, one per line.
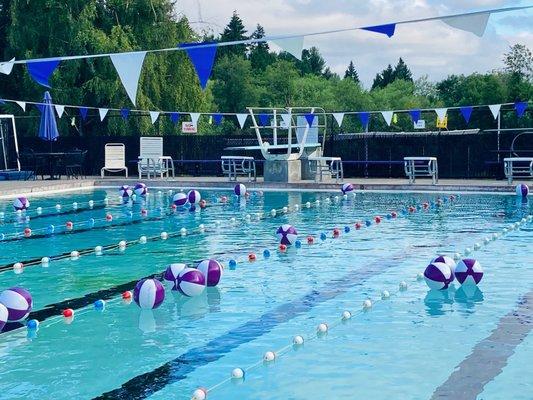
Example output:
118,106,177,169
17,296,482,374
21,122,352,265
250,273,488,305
38,91,59,148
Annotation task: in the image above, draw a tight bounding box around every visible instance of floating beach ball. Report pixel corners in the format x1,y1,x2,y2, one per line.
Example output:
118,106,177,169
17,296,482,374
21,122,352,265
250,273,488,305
177,268,206,297
431,255,457,273
276,224,298,245
164,263,186,289
424,262,454,290
134,183,148,196
119,185,133,198
133,279,165,309
173,192,188,207
234,183,246,196
0,287,33,322
516,183,529,197
13,197,29,211
341,183,354,194
197,259,223,287
0,303,7,331
187,190,201,205
454,259,484,286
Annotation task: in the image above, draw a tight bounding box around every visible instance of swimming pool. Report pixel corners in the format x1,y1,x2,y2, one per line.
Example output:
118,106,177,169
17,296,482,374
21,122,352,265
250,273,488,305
0,187,531,399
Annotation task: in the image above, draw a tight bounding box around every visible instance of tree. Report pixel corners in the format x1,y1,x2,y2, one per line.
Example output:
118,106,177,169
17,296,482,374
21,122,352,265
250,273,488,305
393,57,413,82
299,47,325,76
248,24,275,71
503,44,533,79
260,60,299,107
218,11,247,59
372,64,394,89
344,60,360,83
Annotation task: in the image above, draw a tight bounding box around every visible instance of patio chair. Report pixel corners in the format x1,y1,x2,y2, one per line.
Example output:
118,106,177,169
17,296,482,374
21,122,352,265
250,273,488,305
137,137,174,179
101,143,128,178
65,150,87,179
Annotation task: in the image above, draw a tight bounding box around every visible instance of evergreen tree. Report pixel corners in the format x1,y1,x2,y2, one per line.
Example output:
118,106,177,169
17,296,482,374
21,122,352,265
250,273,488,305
249,24,274,71
218,11,248,59
372,64,394,89
343,60,360,83
393,57,413,82
299,47,325,76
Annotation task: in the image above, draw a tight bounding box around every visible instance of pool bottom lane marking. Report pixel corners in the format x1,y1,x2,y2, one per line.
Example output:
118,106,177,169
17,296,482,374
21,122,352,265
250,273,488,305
431,290,533,400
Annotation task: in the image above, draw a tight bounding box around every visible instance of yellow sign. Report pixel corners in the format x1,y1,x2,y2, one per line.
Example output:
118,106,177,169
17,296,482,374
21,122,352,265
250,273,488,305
392,113,398,124
436,115,447,129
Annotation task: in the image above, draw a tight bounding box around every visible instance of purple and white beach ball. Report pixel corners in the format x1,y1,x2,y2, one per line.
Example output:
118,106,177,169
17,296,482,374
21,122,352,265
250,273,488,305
173,193,188,207
187,190,201,205
119,185,133,198
0,303,8,331
424,262,454,290
234,184,246,197
13,197,30,211
197,259,223,287
134,183,148,196
177,268,206,297
455,259,484,286
0,287,33,322
516,183,529,197
431,255,456,273
164,263,187,289
276,224,298,245
133,279,165,309
341,183,354,194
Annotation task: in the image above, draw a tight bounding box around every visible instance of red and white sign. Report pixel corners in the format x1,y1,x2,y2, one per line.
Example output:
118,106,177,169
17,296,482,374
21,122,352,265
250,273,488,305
182,122,197,134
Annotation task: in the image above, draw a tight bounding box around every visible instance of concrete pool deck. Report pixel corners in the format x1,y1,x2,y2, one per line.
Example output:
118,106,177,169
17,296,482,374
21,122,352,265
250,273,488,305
0,176,528,198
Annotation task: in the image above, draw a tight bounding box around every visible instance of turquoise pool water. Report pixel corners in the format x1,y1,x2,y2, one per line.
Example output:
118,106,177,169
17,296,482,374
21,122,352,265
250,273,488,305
0,187,531,399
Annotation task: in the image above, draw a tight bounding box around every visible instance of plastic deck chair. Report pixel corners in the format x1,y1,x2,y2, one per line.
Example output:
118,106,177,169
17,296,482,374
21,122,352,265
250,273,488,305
101,143,128,178
137,137,174,179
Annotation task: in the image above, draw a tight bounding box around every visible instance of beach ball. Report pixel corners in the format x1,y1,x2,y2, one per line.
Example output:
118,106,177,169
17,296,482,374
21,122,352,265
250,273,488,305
431,255,457,273
276,224,298,245
234,183,246,196
177,268,206,297
187,190,201,205
516,183,529,197
341,183,354,194
134,183,148,196
197,259,223,287
119,185,133,198
173,192,188,207
164,263,186,289
0,303,8,331
13,197,30,211
0,287,33,322
424,262,454,290
133,279,165,309
455,259,484,286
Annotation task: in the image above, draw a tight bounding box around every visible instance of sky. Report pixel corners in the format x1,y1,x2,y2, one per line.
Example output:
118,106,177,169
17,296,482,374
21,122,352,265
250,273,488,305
174,0,533,87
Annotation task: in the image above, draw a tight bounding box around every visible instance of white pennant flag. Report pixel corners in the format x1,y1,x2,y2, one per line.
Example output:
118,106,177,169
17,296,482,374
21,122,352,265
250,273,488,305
271,36,304,60
489,104,501,119
190,112,201,127
98,108,109,121
15,101,26,111
236,113,248,128
0,58,15,75
332,113,345,127
55,105,65,118
150,111,160,124
434,108,448,120
110,51,147,106
280,113,292,127
381,111,393,126
441,12,490,37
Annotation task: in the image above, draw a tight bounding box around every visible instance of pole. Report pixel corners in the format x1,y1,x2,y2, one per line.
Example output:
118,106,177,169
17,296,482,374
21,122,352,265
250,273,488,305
497,110,501,164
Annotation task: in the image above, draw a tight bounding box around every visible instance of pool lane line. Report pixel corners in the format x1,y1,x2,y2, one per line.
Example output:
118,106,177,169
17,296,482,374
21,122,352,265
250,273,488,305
0,203,108,225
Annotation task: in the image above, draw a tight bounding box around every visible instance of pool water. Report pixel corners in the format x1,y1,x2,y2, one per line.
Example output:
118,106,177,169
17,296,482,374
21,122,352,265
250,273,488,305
0,188,531,400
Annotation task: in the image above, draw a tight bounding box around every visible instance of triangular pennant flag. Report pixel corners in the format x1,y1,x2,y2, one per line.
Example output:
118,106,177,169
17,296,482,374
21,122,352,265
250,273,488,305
460,106,473,123
180,42,217,90
271,36,305,60
488,104,501,119
358,112,370,128
409,109,421,123
213,113,223,125
332,113,344,127
434,108,447,121
110,51,146,106
26,59,61,88
120,108,130,120
0,99,5,105
305,113,315,127
381,111,393,126
258,113,270,127
79,107,88,121
98,108,108,121
280,113,292,127
170,112,180,124
55,105,65,118
150,111,160,124
361,23,396,38
236,113,248,128
190,112,201,127
15,101,26,111
515,101,528,118
441,12,490,37
0,58,15,75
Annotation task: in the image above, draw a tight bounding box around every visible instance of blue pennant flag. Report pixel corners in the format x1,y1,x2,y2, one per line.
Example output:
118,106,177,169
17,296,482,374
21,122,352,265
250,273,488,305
0,99,5,105
170,112,180,124
361,23,396,38
305,113,315,127
79,107,88,121
515,101,528,118
26,59,61,88
460,106,473,123
409,109,421,123
358,112,370,128
120,108,130,120
258,113,270,127
213,113,223,125
180,42,218,90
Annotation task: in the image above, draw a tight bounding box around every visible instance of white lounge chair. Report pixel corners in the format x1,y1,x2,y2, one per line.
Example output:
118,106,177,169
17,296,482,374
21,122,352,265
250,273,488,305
221,156,256,181
137,137,174,179
504,157,533,184
101,143,128,178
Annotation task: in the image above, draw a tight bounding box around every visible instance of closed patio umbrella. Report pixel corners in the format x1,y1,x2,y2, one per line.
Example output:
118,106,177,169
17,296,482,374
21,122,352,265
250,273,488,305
38,91,59,149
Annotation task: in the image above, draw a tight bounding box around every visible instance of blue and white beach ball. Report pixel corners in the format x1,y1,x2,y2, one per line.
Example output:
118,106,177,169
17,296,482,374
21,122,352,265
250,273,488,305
424,262,454,290
516,183,529,197
173,193,188,207
13,197,30,211
0,287,33,322
187,190,201,205
276,224,298,245
341,183,354,194
0,303,8,331
119,185,133,198
133,279,165,309
234,184,246,197
197,259,223,287
455,259,484,286
177,268,206,297
163,263,186,289
431,255,456,273
134,183,148,196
